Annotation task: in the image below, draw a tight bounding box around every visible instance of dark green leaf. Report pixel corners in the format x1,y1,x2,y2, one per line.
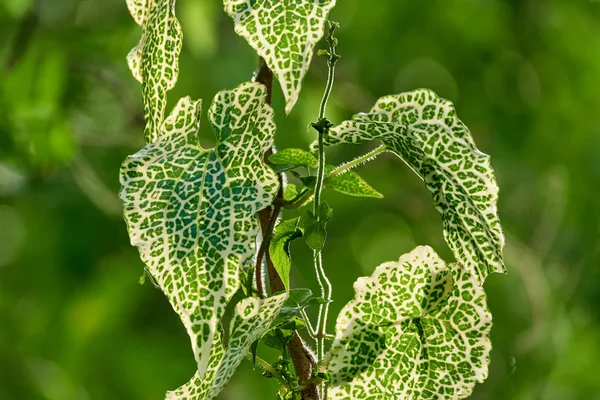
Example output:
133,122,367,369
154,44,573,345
298,175,317,188
272,289,314,327
304,296,329,307
250,340,259,366
261,317,303,351
300,202,333,251
288,288,313,306
261,330,284,351
269,218,303,292
271,163,298,173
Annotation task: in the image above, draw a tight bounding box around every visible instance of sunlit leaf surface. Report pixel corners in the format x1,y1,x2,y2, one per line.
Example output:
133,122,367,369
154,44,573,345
327,246,492,399
120,82,280,399
224,0,337,114
126,0,182,143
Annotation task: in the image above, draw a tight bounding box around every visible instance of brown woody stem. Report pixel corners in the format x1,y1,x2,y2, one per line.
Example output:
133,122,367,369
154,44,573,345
255,57,320,400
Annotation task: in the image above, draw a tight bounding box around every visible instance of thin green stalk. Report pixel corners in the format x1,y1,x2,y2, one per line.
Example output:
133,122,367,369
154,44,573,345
327,144,387,178
300,309,318,339
311,21,340,369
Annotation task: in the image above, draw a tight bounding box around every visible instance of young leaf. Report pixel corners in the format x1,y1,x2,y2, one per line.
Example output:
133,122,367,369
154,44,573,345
166,293,288,400
126,0,183,143
272,288,315,327
326,246,492,399
304,296,328,307
324,166,383,198
300,202,333,251
283,184,299,202
119,82,279,398
269,217,304,292
319,89,505,284
269,148,318,169
287,288,313,306
262,317,304,352
223,0,337,114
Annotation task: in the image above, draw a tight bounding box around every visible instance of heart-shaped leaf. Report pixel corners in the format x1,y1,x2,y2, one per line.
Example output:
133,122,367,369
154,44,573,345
224,0,337,114
120,82,279,399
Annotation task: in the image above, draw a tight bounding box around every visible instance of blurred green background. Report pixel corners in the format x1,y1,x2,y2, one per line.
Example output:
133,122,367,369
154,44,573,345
1,0,600,399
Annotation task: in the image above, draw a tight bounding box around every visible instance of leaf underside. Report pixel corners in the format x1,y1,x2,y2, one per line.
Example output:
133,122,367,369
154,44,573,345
224,0,337,114
126,0,182,143
327,246,492,399
320,89,505,284
119,82,280,399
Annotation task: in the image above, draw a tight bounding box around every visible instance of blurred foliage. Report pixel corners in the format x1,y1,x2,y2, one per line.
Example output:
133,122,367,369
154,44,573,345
1,0,599,399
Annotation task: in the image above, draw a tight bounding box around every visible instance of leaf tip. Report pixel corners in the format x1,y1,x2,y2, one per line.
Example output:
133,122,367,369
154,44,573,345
284,96,297,116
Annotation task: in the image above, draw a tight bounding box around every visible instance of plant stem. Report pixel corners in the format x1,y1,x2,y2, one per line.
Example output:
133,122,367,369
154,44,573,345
327,144,387,178
255,199,281,297
301,309,318,338
255,57,320,400
255,56,275,298
283,145,388,210
311,21,340,378
312,116,329,365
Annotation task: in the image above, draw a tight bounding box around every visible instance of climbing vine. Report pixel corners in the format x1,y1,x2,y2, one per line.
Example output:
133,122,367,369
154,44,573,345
120,1,505,399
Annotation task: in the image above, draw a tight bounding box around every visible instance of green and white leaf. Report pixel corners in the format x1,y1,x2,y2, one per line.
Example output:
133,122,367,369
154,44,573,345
326,246,492,399
223,0,337,114
126,0,183,143
119,82,279,399
325,166,383,198
320,89,504,284
269,148,318,169
166,293,288,400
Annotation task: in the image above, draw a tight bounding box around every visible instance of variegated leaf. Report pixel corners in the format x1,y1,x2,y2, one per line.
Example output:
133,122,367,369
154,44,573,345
166,293,288,400
119,82,279,397
320,89,504,284
126,0,182,143
223,0,337,114
327,246,492,399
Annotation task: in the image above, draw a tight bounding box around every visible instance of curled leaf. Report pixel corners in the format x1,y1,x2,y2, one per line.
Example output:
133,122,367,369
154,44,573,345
318,89,505,284
126,0,183,143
